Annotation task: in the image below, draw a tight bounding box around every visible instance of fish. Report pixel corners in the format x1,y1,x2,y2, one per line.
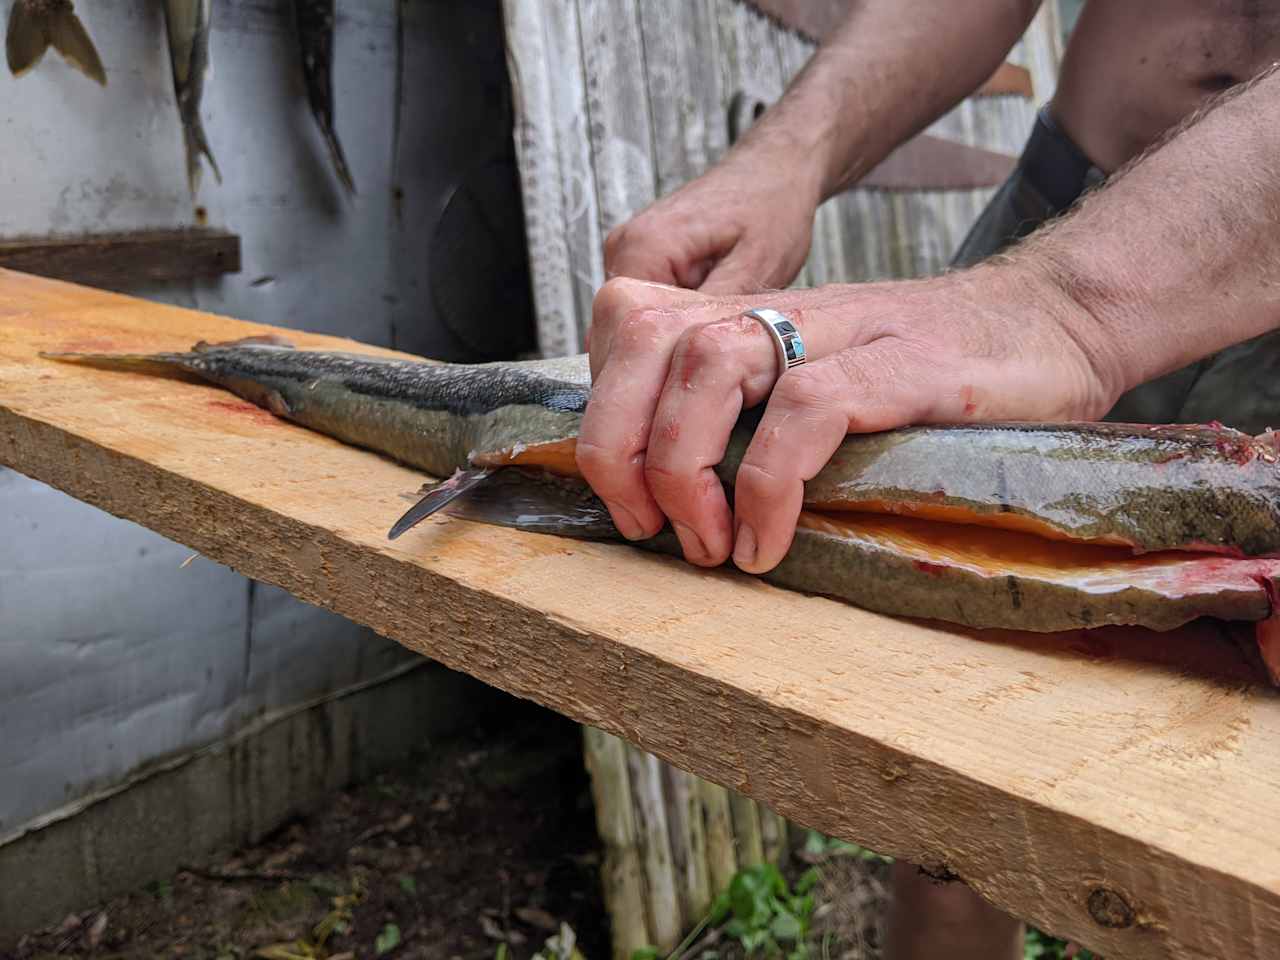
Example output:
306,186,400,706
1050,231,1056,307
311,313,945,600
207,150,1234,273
294,0,356,195
6,0,106,85
162,0,221,198
42,339,1280,682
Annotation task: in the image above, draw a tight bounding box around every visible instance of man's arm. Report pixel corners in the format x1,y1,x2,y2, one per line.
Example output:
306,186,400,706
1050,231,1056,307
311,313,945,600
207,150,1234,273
749,0,1041,199
580,64,1280,573
603,0,1041,293
1013,63,1280,401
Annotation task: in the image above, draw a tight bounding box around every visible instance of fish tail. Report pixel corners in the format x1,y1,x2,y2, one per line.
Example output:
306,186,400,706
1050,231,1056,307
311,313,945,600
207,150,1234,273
40,336,295,372
318,117,357,196
39,350,200,374
7,1,106,85
182,114,222,197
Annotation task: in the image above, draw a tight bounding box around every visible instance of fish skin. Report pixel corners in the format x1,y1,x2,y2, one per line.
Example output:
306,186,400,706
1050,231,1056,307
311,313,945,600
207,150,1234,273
6,0,106,85
721,414,1280,558
40,342,1280,654
295,0,356,195
162,0,221,198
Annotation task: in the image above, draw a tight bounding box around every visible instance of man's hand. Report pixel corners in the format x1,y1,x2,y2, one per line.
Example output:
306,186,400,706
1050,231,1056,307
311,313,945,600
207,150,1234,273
603,149,821,294
599,0,1038,293
577,269,1120,574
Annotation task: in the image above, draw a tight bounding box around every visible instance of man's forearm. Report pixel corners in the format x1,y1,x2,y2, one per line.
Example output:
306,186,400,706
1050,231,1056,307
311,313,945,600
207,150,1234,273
1008,64,1280,403
735,0,1040,200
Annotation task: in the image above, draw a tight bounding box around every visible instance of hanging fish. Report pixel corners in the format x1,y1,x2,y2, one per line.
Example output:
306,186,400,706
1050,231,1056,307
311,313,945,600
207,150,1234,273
294,0,356,194
6,0,106,85
162,0,221,197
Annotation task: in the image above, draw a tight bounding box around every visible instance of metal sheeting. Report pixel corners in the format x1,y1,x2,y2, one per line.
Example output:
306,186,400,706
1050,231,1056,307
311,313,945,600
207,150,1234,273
1,0,524,837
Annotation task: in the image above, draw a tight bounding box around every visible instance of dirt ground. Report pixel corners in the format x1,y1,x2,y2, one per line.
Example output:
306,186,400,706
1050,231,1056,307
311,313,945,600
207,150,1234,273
2,695,1080,960
3,700,611,960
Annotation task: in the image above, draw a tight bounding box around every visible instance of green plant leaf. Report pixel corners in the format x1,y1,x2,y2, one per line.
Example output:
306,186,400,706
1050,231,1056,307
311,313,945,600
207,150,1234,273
495,945,510,960
794,868,820,896
709,890,732,925
375,922,401,956
770,911,803,942
740,928,769,953
629,949,659,960
398,875,417,895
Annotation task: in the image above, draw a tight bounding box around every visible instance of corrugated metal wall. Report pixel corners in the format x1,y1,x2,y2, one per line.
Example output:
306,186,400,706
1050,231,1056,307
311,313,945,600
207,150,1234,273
1,0,526,839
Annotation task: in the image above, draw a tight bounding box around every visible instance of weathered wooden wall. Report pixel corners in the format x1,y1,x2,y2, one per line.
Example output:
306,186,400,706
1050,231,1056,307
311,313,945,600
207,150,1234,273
503,1,1062,955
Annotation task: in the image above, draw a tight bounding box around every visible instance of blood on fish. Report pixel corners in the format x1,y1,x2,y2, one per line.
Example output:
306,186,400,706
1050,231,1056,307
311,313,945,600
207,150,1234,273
913,560,947,577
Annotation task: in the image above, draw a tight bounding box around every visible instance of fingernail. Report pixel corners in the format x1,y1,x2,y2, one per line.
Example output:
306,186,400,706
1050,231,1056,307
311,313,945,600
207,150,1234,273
673,521,709,564
733,522,757,570
610,503,645,540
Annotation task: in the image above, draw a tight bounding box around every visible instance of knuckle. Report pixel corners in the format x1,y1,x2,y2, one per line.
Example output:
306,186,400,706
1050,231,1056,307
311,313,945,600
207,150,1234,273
678,322,737,364
734,460,786,499
592,276,643,322
670,317,759,380
614,306,670,351
773,366,843,412
603,224,628,259
574,438,622,488
643,458,697,501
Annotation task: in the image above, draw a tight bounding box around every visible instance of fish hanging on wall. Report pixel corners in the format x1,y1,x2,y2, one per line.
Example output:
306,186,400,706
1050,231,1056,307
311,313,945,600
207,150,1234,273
162,0,222,197
6,0,106,85
294,0,356,194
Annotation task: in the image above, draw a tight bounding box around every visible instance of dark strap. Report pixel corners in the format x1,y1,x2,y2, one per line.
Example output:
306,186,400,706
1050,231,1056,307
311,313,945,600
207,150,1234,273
1019,108,1104,212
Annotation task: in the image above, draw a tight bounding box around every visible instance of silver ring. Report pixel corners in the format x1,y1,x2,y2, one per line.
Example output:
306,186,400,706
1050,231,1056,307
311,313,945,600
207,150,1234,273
745,308,806,375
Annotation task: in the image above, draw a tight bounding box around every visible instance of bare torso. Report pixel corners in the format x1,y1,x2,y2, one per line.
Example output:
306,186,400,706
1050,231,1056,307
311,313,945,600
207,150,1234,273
1053,0,1280,171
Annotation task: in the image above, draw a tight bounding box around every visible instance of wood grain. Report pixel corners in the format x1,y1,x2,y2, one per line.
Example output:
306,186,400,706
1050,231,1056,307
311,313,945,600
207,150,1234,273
0,230,240,291
2,271,1278,960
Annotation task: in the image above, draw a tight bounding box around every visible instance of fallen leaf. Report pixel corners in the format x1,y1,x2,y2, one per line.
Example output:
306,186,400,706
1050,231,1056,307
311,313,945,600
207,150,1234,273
86,911,107,947
374,922,401,956
479,915,506,941
263,842,307,871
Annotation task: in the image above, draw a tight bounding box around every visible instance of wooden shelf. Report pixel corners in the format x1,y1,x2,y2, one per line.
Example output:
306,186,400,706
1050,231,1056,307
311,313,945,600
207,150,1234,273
0,229,240,291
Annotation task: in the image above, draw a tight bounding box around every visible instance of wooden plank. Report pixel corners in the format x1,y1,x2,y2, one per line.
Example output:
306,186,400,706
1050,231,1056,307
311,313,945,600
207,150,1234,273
502,0,599,357
637,0,728,197
4,273,1280,960
583,727,649,959
718,0,813,287
577,0,658,235
0,230,240,291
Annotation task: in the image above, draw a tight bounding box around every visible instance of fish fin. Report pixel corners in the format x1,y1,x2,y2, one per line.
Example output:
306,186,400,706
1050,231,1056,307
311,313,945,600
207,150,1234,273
317,118,357,196
388,467,495,541
440,468,624,541
47,4,106,85
6,0,49,77
193,335,297,352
